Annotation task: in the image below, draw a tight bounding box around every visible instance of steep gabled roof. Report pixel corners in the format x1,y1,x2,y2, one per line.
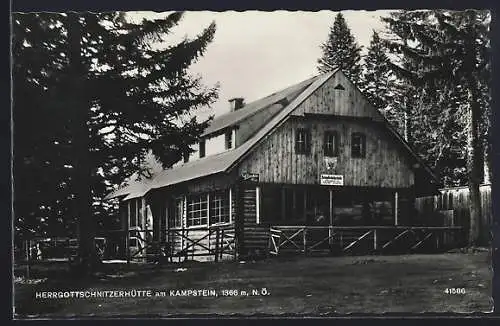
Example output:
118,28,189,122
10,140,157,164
106,69,438,200
105,179,152,200
147,72,336,192
201,75,320,137
106,72,334,200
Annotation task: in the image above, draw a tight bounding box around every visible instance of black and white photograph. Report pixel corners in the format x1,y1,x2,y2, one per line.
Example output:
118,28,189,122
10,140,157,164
12,8,494,317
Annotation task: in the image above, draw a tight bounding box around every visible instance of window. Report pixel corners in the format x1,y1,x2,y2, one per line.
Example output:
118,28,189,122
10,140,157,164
295,128,311,154
187,194,208,227
225,130,233,150
173,197,184,228
351,132,366,158
199,140,206,158
210,191,230,225
324,131,339,157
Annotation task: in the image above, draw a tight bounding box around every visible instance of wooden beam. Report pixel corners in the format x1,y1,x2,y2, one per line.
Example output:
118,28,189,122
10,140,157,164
229,187,233,223
256,186,261,224
394,191,399,226
329,189,333,246
343,230,373,252
126,201,130,263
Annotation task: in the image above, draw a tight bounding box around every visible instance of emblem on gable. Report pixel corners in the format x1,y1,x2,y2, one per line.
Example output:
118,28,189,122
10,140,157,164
324,157,338,171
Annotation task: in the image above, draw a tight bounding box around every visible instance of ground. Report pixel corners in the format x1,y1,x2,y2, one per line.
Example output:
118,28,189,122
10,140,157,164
14,251,492,318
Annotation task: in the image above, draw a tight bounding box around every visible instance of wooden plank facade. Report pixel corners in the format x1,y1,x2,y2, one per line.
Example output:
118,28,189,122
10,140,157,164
108,70,446,262
415,184,491,246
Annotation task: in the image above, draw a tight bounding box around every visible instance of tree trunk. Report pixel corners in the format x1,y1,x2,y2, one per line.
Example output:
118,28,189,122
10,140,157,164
68,13,96,275
466,82,483,247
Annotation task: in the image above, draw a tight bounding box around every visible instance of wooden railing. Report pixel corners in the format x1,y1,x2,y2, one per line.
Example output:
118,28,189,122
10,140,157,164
269,225,464,256
166,224,236,262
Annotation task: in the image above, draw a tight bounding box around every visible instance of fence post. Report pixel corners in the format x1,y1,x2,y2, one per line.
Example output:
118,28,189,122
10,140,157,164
220,228,225,260
303,228,307,255
215,228,220,262
373,229,378,252
126,230,131,264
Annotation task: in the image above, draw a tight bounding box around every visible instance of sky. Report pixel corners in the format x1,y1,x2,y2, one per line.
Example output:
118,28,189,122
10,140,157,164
132,10,392,119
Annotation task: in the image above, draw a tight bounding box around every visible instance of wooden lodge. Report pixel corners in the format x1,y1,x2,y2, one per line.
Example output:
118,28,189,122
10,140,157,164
105,69,462,262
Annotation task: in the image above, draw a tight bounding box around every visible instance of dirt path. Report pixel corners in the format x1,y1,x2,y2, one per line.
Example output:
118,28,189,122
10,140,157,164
14,252,492,317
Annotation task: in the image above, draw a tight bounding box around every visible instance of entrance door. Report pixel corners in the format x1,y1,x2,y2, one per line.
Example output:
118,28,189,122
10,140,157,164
306,188,331,252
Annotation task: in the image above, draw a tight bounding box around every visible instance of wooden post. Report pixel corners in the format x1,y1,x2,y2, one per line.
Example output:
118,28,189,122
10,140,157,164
329,189,333,246
256,186,260,224
394,191,399,226
26,240,30,279
126,201,131,264
373,229,378,252
229,187,233,223
436,231,440,252
303,228,307,255
220,228,225,260
215,228,220,262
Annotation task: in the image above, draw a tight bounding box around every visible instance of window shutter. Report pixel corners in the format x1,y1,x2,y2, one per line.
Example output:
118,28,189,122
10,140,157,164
323,132,328,154
295,129,300,152
362,134,366,157
306,129,312,154
334,131,339,156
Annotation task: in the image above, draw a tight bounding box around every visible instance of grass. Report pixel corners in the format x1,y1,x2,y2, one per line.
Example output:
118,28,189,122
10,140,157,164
13,251,493,318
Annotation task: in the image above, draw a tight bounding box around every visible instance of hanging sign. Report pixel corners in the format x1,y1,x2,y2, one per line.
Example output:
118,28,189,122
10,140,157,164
241,172,259,182
320,174,344,186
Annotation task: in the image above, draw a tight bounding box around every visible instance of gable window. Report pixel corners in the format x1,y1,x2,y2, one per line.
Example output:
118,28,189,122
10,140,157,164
324,131,339,157
225,130,233,150
199,140,206,158
210,190,230,225
187,194,208,227
295,128,311,154
351,132,366,158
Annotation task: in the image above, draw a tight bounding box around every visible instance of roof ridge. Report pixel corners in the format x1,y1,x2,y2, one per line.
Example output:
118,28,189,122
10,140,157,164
202,73,323,136
106,70,337,200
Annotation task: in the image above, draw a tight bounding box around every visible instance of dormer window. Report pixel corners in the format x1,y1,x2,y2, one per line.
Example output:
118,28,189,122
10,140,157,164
199,140,206,158
225,130,233,150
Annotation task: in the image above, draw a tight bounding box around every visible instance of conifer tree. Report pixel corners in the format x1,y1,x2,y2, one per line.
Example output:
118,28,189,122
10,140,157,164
383,9,491,245
13,11,219,272
362,30,404,132
317,12,363,85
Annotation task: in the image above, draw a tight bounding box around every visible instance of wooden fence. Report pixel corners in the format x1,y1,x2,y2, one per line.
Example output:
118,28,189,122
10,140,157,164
269,225,464,256
415,184,492,245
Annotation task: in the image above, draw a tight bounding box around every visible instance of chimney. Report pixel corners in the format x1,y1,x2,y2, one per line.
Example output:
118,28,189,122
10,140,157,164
229,97,245,111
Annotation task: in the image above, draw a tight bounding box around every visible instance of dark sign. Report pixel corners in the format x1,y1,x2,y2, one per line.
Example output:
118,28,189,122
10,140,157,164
241,172,259,182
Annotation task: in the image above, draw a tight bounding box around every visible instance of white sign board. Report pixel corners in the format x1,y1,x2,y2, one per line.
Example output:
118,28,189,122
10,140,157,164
320,174,344,186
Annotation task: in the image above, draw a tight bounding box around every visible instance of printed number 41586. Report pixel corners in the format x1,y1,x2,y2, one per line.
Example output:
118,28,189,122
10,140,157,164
445,288,466,294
